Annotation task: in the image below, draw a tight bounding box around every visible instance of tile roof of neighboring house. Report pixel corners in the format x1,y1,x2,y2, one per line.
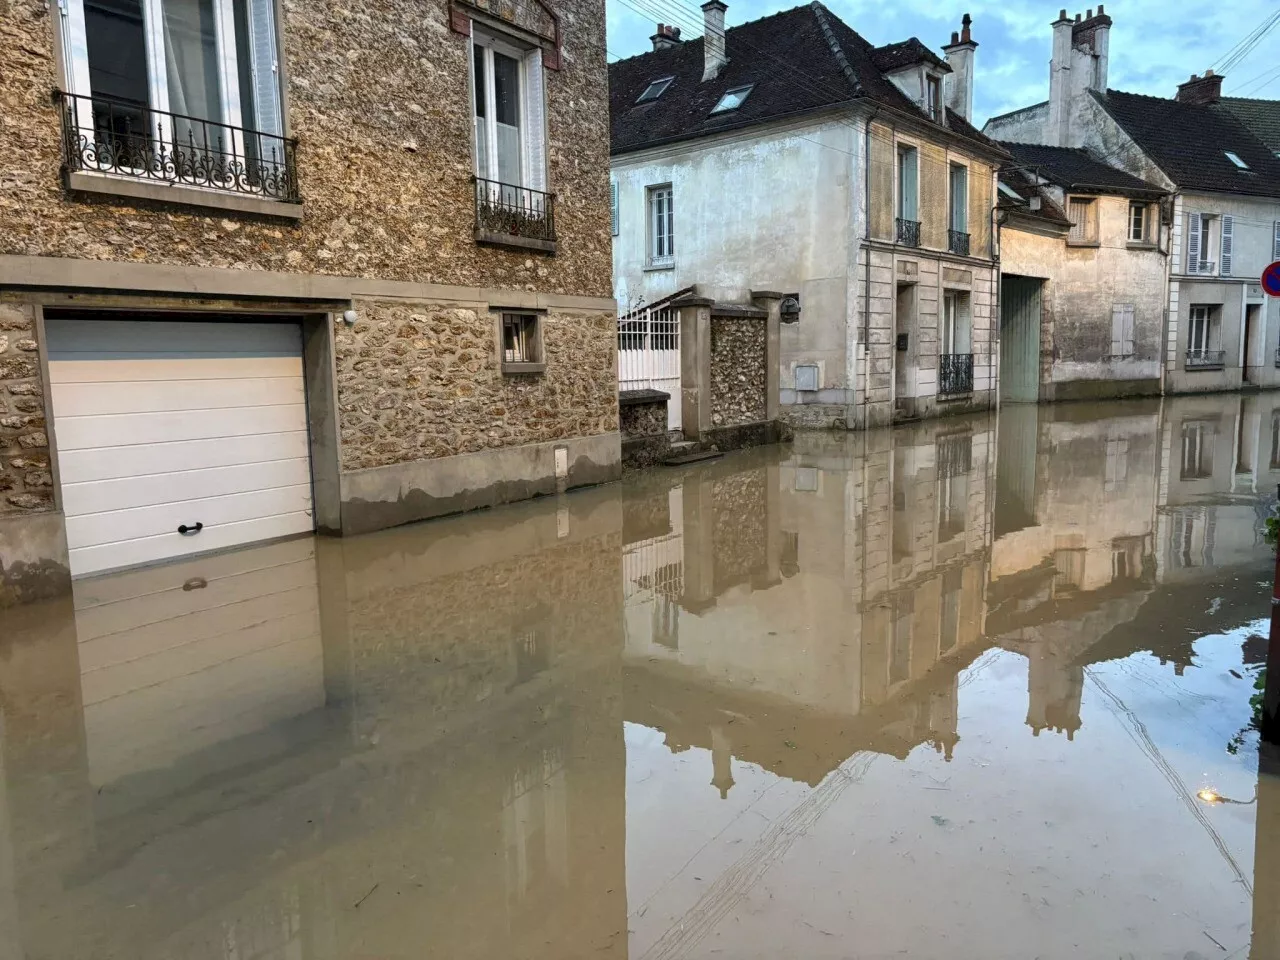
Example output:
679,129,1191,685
608,2,1006,157
1093,89,1280,197
870,38,950,73
996,170,1072,227
998,142,1164,197
1220,96,1280,154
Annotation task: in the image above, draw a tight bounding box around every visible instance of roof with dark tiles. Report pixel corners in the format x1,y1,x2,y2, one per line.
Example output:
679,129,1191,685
1093,89,1280,197
998,142,1164,197
1220,97,1280,154
996,170,1072,227
870,38,950,73
608,2,1006,158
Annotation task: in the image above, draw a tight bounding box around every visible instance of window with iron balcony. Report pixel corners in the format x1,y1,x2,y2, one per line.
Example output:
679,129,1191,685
471,27,556,253
54,0,301,218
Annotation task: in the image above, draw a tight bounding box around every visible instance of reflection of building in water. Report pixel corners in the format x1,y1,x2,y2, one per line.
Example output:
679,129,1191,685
621,416,996,791
990,402,1161,738
1156,393,1280,581
0,492,629,960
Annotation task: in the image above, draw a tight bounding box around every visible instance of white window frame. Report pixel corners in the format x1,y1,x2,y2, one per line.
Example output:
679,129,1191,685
499,312,543,370
1188,305,1217,355
471,28,547,195
647,183,674,267
941,291,972,355
1186,212,1216,275
927,74,942,122
897,145,919,222
1128,202,1149,243
948,163,968,234
59,0,285,163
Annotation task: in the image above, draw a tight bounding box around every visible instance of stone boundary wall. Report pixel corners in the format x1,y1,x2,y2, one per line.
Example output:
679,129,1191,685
0,303,52,519
710,316,767,429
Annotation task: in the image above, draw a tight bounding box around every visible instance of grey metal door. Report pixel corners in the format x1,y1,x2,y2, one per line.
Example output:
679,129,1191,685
1000,276,1043,403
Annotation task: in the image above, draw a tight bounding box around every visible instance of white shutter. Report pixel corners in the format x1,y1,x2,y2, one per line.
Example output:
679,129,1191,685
610,180,619,236
522,49,547,192
1273,220,1280,260
248,0,283,137
1122,304,1135,356
1110,305,1124,356
1220,215,1234,275
1187,212,1202,274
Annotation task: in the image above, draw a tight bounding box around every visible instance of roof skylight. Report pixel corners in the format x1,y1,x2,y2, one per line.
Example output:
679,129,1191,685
1226,151,1250,170
636,77,674,103
711,84,754,114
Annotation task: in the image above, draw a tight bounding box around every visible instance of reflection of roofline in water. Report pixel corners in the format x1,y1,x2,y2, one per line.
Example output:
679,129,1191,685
623,639,988,787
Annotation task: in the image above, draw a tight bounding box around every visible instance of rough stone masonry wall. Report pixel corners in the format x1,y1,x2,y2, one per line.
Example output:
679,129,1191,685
619,398,668,440
0,0,611,298
710,316,767,428
337,300,616,471
0,303,52,518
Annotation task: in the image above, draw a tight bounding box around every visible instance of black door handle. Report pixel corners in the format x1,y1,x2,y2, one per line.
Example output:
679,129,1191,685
178,523,204,536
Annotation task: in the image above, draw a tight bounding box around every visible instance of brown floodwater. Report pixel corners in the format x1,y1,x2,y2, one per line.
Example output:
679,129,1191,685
4,393,1280,959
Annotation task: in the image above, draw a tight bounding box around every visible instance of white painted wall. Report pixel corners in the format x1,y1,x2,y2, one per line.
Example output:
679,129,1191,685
611,115,861,411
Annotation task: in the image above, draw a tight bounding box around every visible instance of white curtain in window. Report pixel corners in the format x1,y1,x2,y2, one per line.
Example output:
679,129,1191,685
522,47,546,192
162,0,222,147
493,50,522,187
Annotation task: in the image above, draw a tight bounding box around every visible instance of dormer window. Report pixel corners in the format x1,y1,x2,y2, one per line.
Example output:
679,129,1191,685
637,77,674,103
927,74,943,122
1226,151,1250,170
711,85,753,114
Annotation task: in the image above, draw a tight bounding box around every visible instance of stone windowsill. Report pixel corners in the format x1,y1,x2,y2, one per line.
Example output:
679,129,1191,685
644,259,676,272
66,170,304,220
475,229,557,254
502,361,546,376
1065,239,1101,248
937,392,974,402
1126,240,1159,250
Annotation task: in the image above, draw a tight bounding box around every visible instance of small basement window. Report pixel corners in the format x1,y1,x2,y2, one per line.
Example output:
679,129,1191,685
636,77,674,103
500,312,544,373
711,84,753,114
1226,151,1250,170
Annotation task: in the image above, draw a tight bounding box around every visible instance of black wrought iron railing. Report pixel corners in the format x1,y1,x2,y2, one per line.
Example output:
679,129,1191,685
1186,349,1226,370
948,229,970,256
54,90,299,202
939,353,974,395
474,177,556,244
896,217,921,247
1274,347,1280,368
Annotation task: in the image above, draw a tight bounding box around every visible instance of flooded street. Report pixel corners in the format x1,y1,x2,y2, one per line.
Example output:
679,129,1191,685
4,393,1280,959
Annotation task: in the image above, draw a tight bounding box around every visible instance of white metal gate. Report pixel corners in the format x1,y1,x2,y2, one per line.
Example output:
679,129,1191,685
618,291,689,432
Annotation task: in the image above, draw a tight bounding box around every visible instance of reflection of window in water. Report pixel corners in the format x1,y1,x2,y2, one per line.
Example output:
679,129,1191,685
503,746,569,904
794,467,820,492
937,472,968,543
1271,414,1280,469
1180,421,1215,480
781,530,800,578
939,567,962,654
513,629,547,685
652,593,679,649
893,449,912,561
1111,535,1147,581
890,594,914,684
1104,437,1129,492
936,432,973,479
1053,548,1086,593
1172,512,1211,568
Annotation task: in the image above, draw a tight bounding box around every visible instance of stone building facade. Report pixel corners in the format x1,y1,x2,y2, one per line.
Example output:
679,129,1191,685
0,0,617,600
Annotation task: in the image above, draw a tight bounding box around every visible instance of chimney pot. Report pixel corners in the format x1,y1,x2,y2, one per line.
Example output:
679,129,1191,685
1097,3,1104,12
1059,7,1067,17
951,30,960,44
960,12,972,43
1205,68,1215,77
1086,8,1092,17
1075,13,1081,22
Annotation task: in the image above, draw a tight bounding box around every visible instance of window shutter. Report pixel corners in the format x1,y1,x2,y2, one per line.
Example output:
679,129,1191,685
248,0,283,137
1110,305,1123,356
610,180,619,237
1187,212,1202,274
1273,220,1280,260
522,49,547,192
1123,304,1135,356
902,152,918,221
1221,215,1234,275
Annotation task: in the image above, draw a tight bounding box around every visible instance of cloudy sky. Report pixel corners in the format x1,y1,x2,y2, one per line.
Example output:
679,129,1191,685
604,0,1280,124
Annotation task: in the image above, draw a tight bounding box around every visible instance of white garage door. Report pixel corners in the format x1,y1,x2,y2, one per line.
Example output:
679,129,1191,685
46,317,315,578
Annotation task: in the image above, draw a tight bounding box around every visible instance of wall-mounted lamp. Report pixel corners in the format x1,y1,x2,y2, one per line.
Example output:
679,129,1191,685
342,309,358,326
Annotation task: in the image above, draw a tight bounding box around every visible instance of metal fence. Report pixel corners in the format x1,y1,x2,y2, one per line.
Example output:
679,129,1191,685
939,353,974,396
618,289,692,431
896,218,921,247
474,177,556,243
55,90,299,202
1186,349,1226,370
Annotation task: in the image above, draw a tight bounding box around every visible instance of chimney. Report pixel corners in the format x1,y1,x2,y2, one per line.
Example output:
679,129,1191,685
701,0,728,82
1072,4,1111,93
1048,7,1111,146
1048,10,1074,145
1177,68,1224,104
942,13,977,122
650,23,681,51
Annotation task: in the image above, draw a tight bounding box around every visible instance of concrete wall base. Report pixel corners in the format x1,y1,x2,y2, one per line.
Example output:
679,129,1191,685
338,432,621,536
780,402,849,431
622,434,673,470
704,420,792,452
0,512,71,608
1043,378,1162,402
893,390,997,424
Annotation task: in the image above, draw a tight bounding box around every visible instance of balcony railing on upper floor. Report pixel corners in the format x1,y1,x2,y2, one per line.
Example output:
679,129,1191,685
948,229,970,257
474,177,557,251
896,217,921,247
939,353,974,396
54,90,300,203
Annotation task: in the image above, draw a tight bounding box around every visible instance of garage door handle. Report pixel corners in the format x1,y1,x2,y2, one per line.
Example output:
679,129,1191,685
178,523,204,536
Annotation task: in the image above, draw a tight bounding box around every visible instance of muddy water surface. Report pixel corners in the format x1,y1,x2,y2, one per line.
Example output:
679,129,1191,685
2,394,1280,959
